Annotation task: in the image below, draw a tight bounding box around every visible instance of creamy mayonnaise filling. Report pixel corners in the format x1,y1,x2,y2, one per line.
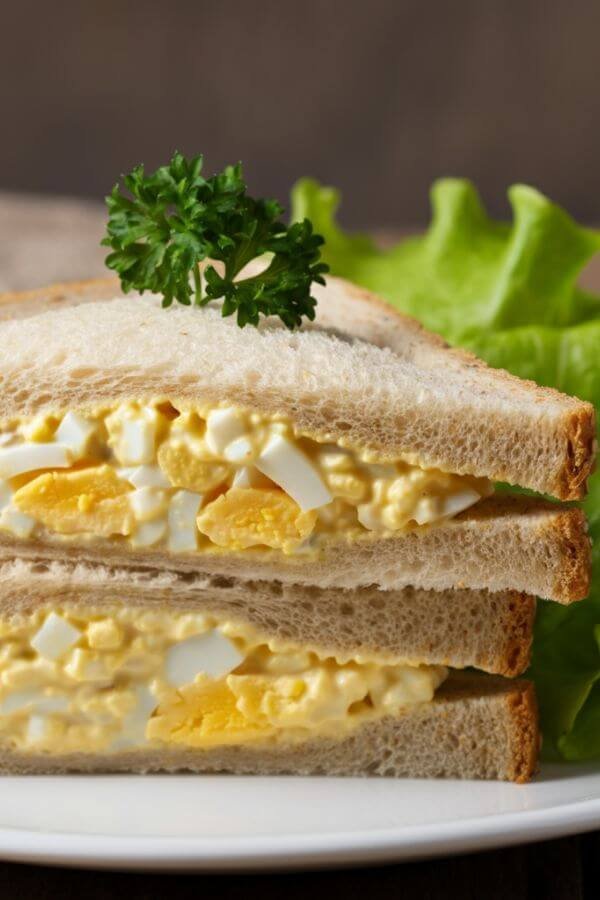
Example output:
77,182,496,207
0,401,493,555
0,605,447,754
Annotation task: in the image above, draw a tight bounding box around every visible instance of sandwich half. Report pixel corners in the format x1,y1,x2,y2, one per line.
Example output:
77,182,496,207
0,276,593,602
0,558,538,781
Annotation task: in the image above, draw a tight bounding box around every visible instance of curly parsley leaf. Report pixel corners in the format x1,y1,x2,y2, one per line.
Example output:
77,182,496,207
102,152,328,328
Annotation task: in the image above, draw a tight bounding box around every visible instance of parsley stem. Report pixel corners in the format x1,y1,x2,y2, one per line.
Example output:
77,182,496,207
193,265,203,305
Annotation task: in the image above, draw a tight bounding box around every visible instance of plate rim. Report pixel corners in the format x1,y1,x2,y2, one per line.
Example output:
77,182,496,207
0,789,598,871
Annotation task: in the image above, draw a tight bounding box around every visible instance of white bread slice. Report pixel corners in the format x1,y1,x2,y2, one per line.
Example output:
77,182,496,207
0,275,594,500
0,495,589,603
0,558,535,676
0,673,538,782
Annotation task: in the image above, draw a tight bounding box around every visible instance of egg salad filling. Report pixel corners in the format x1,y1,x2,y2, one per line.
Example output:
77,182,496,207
0,605,447,754
0,401,493,555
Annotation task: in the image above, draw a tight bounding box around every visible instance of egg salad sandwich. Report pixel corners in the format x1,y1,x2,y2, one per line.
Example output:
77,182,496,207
0,558,538,780
0,154,593,781
0,272,592,604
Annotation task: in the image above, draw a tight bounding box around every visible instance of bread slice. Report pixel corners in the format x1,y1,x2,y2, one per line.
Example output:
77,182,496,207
0,495,589,603
0,557,535,676
0,673,538,782
0,275,594,500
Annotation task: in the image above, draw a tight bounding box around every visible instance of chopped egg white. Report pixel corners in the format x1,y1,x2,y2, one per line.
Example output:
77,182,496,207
204,408,246,455
54,412,96,458
26,715,47,743
115,687,157,747
231,466,272,489
106,404,161,465
0,506,36,538
130,519,167,548
256,435,332,512
440,488,483,519
0,480,12,509
116,467,136,483
356,503,382,531
30,612,81,661
223,436,254,463
0,690,41,714
0,690,68,714
127,465,171,489
165,630,244,684
129,487,168,522
168,490,202,552
0,443,72,478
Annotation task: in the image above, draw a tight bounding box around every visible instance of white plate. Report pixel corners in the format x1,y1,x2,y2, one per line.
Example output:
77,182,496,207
0,763,599,871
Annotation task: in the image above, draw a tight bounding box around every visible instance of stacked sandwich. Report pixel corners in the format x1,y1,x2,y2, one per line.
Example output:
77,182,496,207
0,273,593,780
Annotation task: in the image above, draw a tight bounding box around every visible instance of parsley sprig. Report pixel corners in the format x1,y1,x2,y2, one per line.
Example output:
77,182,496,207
102,152,328,328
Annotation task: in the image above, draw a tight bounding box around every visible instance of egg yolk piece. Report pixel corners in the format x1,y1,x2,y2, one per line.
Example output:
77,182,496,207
147,678,265,748
198,488,317,553
157,440,229,493
12,465,133,536
197,487,318,552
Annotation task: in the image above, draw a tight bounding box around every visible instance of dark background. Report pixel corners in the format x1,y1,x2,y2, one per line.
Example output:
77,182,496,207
3,0,600,228
0,833,597,898
1,2,600,892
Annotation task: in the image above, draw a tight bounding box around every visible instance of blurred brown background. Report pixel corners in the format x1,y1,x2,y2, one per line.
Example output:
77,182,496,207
2,0,600,228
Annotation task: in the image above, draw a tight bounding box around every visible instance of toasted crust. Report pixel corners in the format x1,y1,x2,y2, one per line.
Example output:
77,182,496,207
0,274,594,500
0,557,536,676
0,276,122,319
0,495,589,603
0,673,539,782
505,678,540,783
551,505,592,602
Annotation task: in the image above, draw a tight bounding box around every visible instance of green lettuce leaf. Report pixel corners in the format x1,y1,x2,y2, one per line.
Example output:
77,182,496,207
292,176,600,760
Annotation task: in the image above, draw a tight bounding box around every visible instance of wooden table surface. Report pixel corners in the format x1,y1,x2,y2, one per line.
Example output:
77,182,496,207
0,191,598,896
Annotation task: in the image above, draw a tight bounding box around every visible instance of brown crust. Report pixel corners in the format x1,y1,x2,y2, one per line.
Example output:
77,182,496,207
506,679,540,783
0,276,120,310
549,506,592,602
437,674,539,783
559,406,598,500
503,593,536,677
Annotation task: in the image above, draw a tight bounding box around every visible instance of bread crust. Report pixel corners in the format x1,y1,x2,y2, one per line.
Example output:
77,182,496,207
0,673,539,782
0,558,536,676
0,276,122,319
0,274,594,500
0,496,589,603
505,678,539,783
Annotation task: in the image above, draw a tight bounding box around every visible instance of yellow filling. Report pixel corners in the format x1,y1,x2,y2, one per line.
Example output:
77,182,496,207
15,466,134,536
0,605,447,754
0,401,493,555
196,488,318,552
